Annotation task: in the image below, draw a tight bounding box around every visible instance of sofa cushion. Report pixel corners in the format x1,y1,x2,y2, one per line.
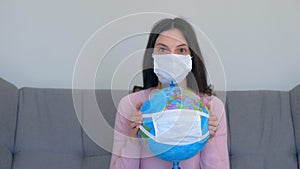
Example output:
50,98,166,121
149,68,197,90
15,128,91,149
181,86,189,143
0,77,18,150
51,88,128,169
0,77,18,169
12,152,82,169
80,90,128,158
0,145,12,169
290,84,300,166
14,88,83,154
226,91,297,169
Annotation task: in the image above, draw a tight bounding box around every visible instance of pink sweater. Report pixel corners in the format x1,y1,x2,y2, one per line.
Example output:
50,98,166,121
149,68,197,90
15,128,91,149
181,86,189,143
110,89,230,169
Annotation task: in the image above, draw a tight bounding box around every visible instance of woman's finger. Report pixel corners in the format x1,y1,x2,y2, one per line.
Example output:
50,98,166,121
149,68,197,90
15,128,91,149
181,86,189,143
129,123,140,138
209,125,218,133
129,112,143,123
129,102,144,138
136,102,143,110
208,115,218,142
208,115,218,127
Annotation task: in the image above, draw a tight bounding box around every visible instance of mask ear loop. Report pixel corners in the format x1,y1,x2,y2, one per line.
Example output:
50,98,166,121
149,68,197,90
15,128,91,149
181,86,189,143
198,111,210,141
139,125,155,140
139,112,163,141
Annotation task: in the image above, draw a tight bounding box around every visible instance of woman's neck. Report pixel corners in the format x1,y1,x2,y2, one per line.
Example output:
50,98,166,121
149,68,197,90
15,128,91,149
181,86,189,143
156,79,188,89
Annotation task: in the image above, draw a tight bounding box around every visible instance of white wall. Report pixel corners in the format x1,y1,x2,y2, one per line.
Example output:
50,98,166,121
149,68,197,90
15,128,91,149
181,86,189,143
0,0,299,91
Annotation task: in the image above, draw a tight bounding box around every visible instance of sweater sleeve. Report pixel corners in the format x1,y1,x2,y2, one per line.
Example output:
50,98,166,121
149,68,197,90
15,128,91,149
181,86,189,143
109,95,142,169
199,96,230,169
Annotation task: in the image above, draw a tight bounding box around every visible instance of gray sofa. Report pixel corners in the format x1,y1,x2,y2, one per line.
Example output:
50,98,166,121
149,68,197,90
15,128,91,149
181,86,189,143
0,77,299,169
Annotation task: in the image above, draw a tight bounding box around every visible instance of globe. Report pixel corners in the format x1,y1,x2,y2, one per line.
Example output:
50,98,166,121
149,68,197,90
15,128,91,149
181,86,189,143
138,86,210,162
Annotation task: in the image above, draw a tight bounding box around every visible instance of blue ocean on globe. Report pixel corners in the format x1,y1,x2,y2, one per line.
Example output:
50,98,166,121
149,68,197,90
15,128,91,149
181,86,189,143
138,86,210,162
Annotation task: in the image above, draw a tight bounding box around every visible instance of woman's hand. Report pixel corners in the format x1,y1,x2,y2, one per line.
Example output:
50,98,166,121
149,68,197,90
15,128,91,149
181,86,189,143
208,115,218,141
129,102,143,138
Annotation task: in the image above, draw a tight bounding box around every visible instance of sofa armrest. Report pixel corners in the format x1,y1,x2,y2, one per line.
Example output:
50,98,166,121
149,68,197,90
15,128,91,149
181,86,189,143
0,145,12,169
290,85,300,166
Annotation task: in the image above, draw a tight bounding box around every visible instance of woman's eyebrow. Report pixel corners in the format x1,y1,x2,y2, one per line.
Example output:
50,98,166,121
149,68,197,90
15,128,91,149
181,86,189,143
177,44,188,47
155,43,169,47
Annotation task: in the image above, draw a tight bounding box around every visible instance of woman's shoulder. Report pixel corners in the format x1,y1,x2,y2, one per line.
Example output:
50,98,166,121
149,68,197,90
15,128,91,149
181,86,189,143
116,89,151,117
119,88,151,107
201,94,224,106
211,95,225,107
200,94,225,116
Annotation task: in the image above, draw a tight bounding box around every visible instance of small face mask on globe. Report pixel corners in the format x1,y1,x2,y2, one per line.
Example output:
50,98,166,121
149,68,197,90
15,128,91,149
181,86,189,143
152,54,192,85
140,109,209,146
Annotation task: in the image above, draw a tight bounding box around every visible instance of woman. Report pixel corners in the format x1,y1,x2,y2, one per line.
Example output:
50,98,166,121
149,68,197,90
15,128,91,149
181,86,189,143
110,17,229,169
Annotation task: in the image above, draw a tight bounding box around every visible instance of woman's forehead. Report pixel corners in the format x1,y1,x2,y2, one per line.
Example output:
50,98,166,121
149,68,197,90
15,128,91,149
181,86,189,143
155,29,188,45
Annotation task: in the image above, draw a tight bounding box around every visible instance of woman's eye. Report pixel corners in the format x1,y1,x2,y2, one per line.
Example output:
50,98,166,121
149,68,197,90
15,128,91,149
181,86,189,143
179,48,186,53
159,48,166,52
176,47,190,55
154,46,170,54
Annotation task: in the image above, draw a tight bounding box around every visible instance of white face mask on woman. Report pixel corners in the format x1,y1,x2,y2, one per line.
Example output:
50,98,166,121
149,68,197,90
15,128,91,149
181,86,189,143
152,54,192,86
